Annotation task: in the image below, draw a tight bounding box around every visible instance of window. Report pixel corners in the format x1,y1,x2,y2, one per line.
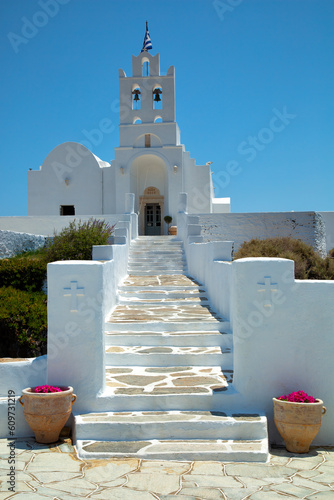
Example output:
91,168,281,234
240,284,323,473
145,134,151,148
132,87,141,110
133,117,142,124
153,87,162,110
60,205,75,216
154,116,163,123
142,60,150,76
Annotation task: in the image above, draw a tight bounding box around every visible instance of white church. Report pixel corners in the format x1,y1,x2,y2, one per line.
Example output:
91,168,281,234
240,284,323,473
27,46,230,236
1,25,334,463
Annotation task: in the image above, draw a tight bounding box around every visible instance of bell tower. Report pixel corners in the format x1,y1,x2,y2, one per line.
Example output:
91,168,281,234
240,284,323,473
118,51,177,144
111,27,222,225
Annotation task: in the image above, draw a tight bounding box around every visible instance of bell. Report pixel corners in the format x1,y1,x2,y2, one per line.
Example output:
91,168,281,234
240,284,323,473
132,89,141,102
153,89,162,102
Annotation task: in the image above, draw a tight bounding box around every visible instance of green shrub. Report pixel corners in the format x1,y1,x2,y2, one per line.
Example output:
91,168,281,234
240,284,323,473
12,247,47,260
0,258,47,292
234,237,334,280
0,287,47,357
43,218,115,262
0,219,115,357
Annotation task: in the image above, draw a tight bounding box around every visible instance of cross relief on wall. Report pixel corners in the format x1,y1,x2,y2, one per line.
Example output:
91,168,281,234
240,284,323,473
257,276,278,307
63,281,85,312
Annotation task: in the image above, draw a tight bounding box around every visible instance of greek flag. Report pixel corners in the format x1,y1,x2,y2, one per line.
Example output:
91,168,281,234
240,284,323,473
141,21,152,52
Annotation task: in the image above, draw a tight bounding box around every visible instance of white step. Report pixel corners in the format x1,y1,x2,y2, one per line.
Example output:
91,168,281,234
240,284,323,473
74,411,268,441
105,345,232,367
129,263,184,267
128,265,185,271
127,270,185,275
119,290,206,299
129,259,185,264
130,245,183,249
105,320,230,332
118,284,203,292
76,437,269,462
118,298,210,306
130,250,184,254
105,330,232,347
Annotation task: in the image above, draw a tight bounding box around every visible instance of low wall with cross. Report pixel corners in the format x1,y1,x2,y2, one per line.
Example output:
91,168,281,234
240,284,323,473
46,239,129,413
177,196,334,445
182,236,334,444
232,257,334,445
0,235,130,437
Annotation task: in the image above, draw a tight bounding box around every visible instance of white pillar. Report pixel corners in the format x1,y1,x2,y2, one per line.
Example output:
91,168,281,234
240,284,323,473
178,193,188,213
125,193,135,214
47,261,105,412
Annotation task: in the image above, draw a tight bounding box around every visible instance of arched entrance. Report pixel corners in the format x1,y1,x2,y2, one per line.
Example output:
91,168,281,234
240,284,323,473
140,187,164,235
130,153,168,235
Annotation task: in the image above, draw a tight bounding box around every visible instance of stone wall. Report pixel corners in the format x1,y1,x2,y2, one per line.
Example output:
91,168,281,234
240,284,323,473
0,230,48,259
319,212,334,253
197,212,327,256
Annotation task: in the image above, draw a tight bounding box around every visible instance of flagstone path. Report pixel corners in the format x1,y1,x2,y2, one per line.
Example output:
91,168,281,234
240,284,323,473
1,437,333,499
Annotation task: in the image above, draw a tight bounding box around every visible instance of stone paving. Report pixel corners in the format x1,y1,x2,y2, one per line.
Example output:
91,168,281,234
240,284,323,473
105,366,232,395
121,276,200,288
108,304,222,324
1,437,333,499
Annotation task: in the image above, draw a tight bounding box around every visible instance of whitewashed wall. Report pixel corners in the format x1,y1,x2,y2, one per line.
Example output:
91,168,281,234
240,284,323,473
232,257,334,445
197,212,327,256
28,142,108,216
177,196,334,445
0,215,130,237
183,240,334,445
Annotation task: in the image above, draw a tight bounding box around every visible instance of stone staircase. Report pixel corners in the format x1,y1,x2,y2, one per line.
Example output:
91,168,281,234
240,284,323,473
74,236,268,461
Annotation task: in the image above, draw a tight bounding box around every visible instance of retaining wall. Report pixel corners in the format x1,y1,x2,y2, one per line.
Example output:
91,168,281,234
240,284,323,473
197,212,327,255
0,230,48,259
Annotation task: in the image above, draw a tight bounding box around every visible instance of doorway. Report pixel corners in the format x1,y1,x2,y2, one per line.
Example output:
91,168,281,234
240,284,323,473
140,186,164,235
145,203,161,235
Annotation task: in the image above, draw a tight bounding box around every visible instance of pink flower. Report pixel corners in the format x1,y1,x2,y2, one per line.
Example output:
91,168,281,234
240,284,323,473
277,390,316,403
34,385,62,393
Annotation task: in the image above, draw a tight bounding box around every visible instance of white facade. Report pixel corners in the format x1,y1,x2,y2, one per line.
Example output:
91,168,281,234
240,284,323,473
28,51,230,233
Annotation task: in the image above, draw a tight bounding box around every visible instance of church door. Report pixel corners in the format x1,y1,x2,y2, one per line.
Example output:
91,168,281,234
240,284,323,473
145,203,161,235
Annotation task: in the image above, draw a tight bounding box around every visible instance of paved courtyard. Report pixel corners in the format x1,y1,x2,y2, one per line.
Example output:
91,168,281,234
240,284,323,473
0,437,333,499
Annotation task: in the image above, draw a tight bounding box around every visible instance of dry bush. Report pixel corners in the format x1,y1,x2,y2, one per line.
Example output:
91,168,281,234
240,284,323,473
234,237,334,280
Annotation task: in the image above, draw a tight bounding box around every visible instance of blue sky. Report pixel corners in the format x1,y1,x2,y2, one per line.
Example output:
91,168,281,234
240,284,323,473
1,0,333,216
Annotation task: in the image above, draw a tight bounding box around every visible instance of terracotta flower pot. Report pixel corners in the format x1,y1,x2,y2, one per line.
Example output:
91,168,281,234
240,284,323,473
19,386,76,444
169,226,177,235
273,397,326,453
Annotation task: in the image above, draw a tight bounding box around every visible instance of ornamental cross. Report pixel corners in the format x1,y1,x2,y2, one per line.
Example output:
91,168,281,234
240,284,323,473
63,281,85,311
257,276,278,307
